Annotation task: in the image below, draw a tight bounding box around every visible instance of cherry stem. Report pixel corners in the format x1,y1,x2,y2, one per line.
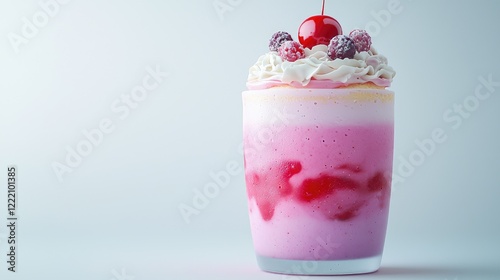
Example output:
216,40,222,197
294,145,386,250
321,0,325,15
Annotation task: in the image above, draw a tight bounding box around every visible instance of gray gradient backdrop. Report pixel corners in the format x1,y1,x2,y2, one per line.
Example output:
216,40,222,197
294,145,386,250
0,0,499,279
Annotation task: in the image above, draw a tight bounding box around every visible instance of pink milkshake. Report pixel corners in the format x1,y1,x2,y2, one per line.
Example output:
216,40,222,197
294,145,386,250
242,3,396,275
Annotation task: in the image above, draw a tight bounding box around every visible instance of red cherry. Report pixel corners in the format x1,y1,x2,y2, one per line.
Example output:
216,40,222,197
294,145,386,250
298,15,342,50
298,0,342,49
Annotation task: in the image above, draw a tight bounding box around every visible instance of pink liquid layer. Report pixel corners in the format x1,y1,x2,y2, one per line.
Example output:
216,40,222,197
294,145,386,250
243,124,393,260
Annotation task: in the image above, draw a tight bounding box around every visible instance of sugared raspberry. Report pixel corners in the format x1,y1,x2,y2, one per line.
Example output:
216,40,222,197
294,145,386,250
349,29,372,52
327,35,356,60
278,41,306,62
269,31,293,52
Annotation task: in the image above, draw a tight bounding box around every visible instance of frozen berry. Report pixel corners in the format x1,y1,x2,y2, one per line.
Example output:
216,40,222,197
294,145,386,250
278,41,306,62
327,35,356,60
269,31,293,52
349,29,372,52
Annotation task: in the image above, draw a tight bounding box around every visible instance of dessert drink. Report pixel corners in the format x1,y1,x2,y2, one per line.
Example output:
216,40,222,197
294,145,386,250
242,1,396,275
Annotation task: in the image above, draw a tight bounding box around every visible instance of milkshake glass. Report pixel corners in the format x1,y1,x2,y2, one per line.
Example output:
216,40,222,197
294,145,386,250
242,87,394,275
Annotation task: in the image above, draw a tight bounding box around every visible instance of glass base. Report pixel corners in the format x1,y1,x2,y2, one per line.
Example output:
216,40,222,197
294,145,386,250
256,254,382,275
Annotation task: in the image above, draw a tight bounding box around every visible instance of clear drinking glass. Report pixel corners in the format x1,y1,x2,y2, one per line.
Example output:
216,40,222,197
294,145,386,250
242,87,394,275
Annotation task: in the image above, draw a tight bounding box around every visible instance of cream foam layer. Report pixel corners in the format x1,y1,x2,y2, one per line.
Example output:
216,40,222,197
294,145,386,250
242,88,394,126
247,45,395,90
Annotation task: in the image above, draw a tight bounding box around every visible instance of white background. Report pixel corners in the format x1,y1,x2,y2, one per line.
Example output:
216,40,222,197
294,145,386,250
0,0,499,279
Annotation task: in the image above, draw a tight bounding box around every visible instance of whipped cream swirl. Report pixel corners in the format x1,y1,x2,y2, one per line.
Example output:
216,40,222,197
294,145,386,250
247,45,396,89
